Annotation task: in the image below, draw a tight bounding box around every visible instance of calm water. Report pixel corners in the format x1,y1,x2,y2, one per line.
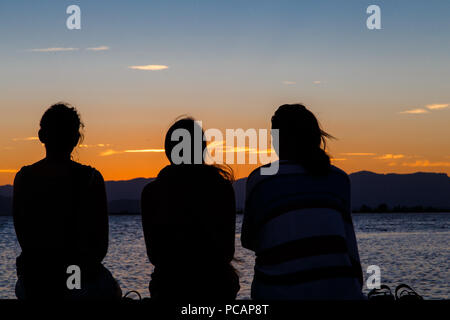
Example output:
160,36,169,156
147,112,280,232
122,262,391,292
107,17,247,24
0,213,448,299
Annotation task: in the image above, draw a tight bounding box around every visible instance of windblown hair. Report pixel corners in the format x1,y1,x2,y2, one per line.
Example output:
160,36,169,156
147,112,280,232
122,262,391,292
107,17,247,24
271,104,333,175
164,117,234,182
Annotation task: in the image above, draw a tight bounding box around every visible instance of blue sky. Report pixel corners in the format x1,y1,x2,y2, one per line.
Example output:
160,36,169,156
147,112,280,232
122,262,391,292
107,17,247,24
1,0,450,182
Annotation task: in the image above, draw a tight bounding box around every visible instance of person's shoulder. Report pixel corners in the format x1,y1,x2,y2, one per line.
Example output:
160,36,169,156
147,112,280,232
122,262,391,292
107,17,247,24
245,161,281,193
71,161,104,181
15,165,29,178
142,167,165,197
155,164,177,179
329,165,350,183
141,179,162,208
248,162,273,181
13,166,27,185
14,160,46,181
142,179,159,194
329,165,349,177
20,159,46,172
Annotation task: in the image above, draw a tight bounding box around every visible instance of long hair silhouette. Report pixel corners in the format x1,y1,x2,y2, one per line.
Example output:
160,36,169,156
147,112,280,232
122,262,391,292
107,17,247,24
271,104,333,174
242,104,363,300
141,116,239,300
164,117,233,181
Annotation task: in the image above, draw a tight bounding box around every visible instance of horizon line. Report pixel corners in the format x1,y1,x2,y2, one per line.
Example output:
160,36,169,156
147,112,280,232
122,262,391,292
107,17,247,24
1,169,449,187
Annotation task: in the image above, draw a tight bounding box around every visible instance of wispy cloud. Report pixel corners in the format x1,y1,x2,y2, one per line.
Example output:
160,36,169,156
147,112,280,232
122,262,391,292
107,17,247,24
0,169,17,173
12,136,39,141
29,47,79,52
399,103,448,115
86,46,110,51
402,160,450,167
125,149,166,153
100,148,165,156
388,162,397,167
79,143,110,148
128,65,169,71
207,141,274,155
100,144,273,157
375,154,405,160
331,158,347,161
282,81,296,85
225,147,274,154
100,150,120,156
341,153,376,156
399,108,429,114
426,103,449,110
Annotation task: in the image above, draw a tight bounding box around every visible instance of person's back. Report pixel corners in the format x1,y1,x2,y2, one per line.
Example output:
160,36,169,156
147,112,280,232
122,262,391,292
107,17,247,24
13,103,121,300
242,104,363,300
141,118,239,300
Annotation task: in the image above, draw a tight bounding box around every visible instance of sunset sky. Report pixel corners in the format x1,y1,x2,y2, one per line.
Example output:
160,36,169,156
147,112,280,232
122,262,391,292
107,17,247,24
1,0,450,185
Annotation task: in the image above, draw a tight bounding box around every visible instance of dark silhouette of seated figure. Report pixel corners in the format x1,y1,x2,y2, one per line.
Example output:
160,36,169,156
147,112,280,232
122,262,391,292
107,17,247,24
242,104,364,300
141,118,239,300
13,103,121,300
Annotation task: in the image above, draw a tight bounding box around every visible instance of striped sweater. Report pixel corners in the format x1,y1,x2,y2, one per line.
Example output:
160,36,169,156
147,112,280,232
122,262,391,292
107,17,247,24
242,160,364,300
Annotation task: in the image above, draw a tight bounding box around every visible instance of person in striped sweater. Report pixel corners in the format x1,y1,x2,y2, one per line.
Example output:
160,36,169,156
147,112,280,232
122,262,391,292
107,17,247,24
242,104,364,300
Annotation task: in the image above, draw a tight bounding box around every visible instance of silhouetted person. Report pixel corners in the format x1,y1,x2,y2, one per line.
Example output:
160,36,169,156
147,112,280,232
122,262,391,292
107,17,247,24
13,103,121,300
242,104,364,300
141,118,239,300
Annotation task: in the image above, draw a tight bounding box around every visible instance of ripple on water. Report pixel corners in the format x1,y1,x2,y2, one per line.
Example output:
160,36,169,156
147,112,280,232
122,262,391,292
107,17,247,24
1,213,449,299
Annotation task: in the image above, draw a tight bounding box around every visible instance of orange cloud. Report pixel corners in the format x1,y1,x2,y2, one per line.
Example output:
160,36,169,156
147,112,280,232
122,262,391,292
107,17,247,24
79,143,110,148
0,169,17,173
100,150,119,156
341,153,376,156
206,140,274,155
13,136,39,141
101,148,165,156
375,154,405,160
128,65,169,71
125,149,165,153
388,162,397,166
399,108,429,114
402,160,450,167
426,103,448,110
228,147,274,154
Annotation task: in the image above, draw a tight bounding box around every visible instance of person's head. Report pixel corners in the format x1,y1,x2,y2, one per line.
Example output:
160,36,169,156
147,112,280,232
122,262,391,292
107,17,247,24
271,104,333,174
38,103,84,157
164,117,207,165
164,117,234,181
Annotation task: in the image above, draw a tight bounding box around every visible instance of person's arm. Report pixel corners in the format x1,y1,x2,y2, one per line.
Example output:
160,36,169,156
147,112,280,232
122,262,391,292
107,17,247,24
241,176,255,251
13,168,27,249
88,170,109,262
343,176,363,287
141,182,157,263
218,181,236,262
346,219,363,287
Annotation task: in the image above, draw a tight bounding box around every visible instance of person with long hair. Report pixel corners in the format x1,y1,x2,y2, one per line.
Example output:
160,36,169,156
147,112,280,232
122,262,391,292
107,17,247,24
242,104,363,300
13,103,121,300
141,117,239,300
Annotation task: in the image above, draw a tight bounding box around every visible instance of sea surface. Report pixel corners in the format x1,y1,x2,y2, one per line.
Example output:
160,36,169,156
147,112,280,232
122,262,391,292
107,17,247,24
1,213,449,299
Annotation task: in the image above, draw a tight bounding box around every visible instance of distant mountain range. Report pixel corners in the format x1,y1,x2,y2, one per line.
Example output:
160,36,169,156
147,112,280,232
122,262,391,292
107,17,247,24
1,171,449,215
